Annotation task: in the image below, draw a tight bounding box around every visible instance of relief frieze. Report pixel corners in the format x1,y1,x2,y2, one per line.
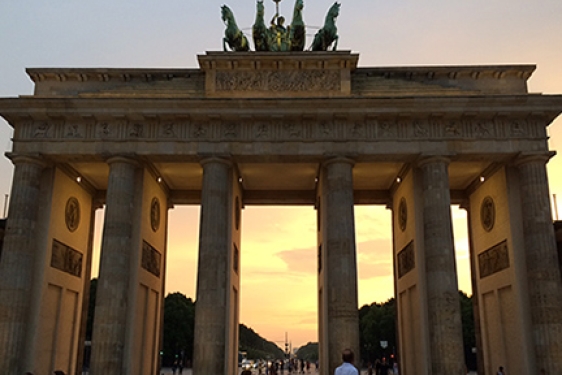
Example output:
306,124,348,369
51,239,83,278
19,118,546,143
378,121,398,138
510,120,528,137
444,120,463,137
478,240,510,278
142,240,162,278
348,122,365,138
472,121,494,138
64,123,84,138
282,123,303,139
413,120,430,138
215,70,341,92
397,241,415,278
129,122,145,138
254,123,271,139
33,122,53,138
96,122,114,138
160,123,178,138
222,123,239,139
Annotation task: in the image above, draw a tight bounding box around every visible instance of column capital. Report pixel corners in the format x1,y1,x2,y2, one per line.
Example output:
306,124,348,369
6,153,48,168
200,156,233,168
415,154,452,168
513,151,556,167
105,155,140,167
322,156,356,168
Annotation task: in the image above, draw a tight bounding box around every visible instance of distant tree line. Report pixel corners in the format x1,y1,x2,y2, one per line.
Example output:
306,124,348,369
358,292,476,370
86,280,476,370
296,342,318,362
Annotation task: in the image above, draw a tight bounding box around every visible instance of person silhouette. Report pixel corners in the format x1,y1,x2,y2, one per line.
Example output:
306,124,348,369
334,349,358,375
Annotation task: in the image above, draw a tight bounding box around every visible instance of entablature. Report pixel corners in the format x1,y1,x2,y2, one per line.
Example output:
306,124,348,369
23,53,537,99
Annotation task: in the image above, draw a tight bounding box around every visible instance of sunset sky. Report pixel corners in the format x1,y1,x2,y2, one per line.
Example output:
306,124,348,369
1,0,562,349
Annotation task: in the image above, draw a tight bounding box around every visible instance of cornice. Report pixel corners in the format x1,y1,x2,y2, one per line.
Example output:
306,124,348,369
25,64,535,84
26,68,202,84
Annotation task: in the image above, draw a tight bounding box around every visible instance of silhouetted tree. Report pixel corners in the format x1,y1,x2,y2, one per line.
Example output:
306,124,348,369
296,342,318,361
239,324,285,359
359,298,396,364
86,278,97,341
162,292,195,367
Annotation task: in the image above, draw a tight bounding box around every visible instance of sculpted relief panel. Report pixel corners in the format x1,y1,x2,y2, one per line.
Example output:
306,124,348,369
17,118,547,143
215,70,341,92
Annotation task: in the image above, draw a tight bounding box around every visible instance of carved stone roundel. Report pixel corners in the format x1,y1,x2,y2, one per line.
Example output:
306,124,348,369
399,198,407,232
65,197,81,233
151,197,161,232
480,196,495,232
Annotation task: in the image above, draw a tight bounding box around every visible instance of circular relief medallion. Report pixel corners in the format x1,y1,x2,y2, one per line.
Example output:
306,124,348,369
65,197,81,232
480,196,496,232
150,197,161,232
398,198,408,232
235,197,241,231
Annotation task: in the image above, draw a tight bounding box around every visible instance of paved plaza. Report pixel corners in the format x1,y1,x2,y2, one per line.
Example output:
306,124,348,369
154,368,478,375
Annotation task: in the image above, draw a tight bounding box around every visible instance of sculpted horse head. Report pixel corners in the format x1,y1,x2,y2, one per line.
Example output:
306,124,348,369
221,5,233,25
256,0,265,16
327,2,340,19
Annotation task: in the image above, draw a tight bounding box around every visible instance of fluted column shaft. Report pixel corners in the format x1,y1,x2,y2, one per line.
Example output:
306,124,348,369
517,155,562,374
419,157,465,375
90,157,138,375
322,158,360,375
0,156,45,375
193,158,233,375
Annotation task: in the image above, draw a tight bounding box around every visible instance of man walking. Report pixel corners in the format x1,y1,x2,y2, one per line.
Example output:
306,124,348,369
334,349,358,375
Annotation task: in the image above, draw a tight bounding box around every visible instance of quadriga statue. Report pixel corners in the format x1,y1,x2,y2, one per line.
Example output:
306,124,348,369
224,0,340,52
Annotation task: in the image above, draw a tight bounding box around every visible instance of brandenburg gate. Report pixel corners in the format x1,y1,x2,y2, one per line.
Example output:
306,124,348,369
1,5,562,375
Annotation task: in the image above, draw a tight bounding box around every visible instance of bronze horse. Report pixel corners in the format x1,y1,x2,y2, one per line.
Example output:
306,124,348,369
252,1,269,51
311,2,340,51
221,5,250,52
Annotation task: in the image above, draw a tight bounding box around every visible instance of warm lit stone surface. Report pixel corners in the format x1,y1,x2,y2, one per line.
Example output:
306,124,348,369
0,52,562,375
0,157,44,375
90,157,139,375
193,158,237,375
318,158,360,375
418,157,465,375
516,155,562,375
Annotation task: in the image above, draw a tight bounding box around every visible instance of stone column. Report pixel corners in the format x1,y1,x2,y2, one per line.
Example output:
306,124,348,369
418,156,465,375
193,157,233,375
90,157,138,375
516,155,562,374
321,157,360,375
0,156,45,375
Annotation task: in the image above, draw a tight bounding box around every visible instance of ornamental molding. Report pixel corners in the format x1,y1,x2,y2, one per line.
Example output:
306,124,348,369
15,117,548,143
